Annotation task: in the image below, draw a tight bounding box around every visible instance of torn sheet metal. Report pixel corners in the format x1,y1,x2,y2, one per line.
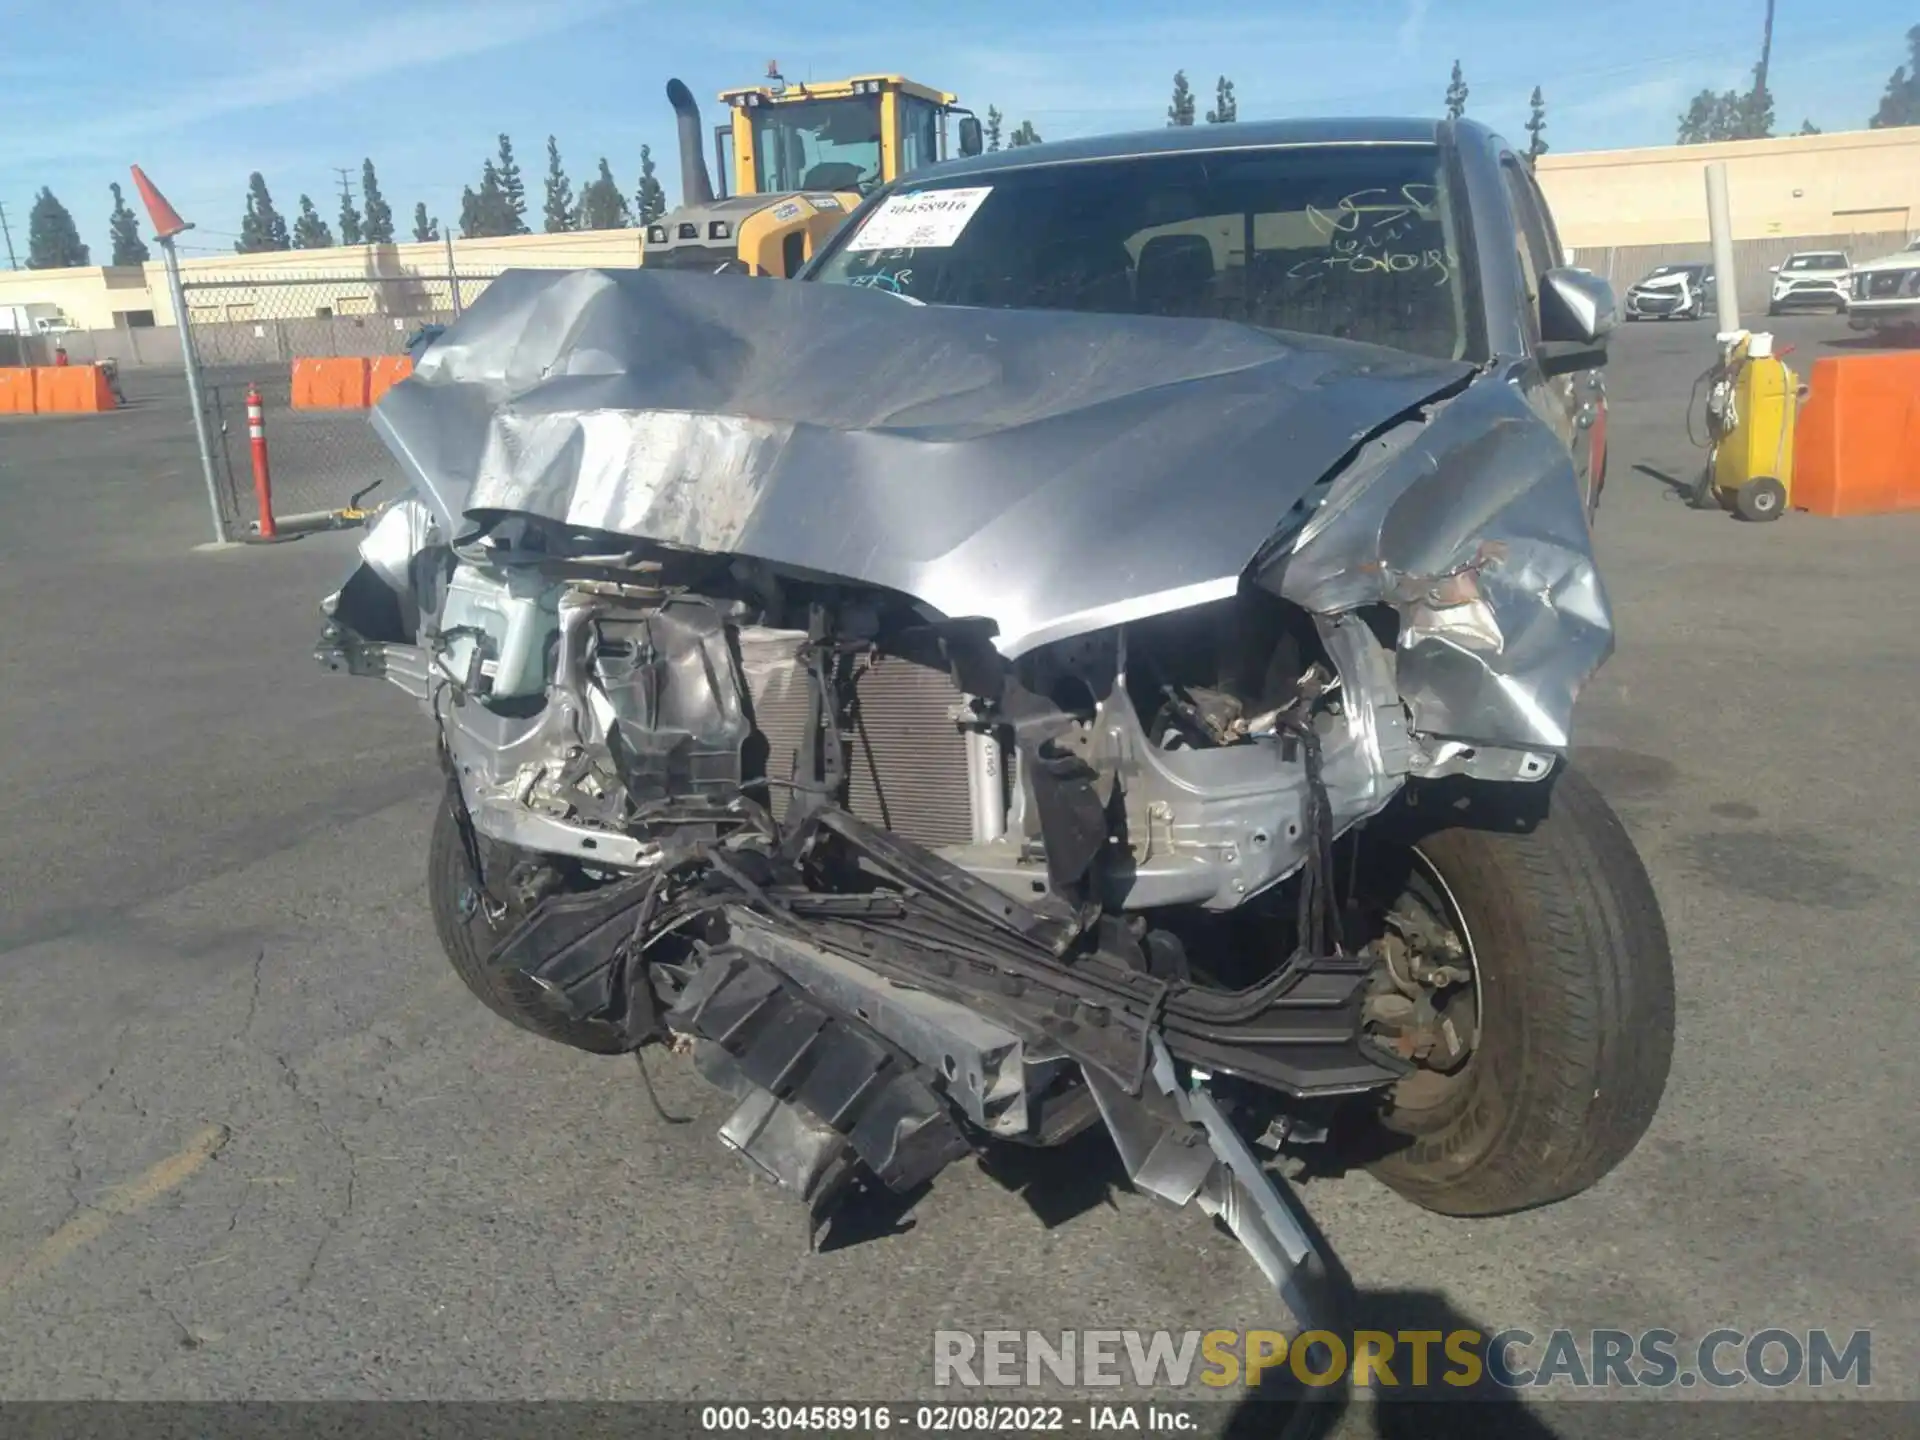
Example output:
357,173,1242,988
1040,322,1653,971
1084,1037,1331,1328
372,267,1472,661
1263,378,1613,751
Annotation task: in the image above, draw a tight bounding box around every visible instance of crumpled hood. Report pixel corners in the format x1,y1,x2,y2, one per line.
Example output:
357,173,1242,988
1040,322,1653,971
1631,272,1696,293
373,267,1472,658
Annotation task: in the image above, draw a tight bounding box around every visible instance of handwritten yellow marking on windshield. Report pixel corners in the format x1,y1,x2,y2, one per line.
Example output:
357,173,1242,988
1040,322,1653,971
0,1123,230,1297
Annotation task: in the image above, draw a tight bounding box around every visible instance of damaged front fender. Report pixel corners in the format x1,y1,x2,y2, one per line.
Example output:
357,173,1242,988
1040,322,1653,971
1263,374,1612,756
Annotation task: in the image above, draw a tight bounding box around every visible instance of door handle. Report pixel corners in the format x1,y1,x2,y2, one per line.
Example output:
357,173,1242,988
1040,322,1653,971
1575,406,1597,429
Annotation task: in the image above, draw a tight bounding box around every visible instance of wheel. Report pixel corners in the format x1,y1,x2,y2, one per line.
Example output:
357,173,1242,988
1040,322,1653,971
1735,476,1786,521
1766,304,1781,317
1357,765,1675,1217
427,782,633,1054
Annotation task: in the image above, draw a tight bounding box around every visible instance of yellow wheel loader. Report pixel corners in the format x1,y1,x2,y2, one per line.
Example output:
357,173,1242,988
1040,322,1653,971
645,65,982,278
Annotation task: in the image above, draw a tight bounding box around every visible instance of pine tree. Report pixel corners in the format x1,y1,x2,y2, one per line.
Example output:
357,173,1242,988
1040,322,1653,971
634,144,667,224
412,203,440,242
107,182,149,266
292,195,336,250
26,188,90,268
1168,71,1196,126
577,158,633,230
1676,3,1781,144
496,134,529,234
1870,24,1920,127
338,177,364,246
543,136,575,233
985,106,1004,151
236,172,290,253
1677,90,1725,142
1206,76,1237,124
1525,86,1548,167
1445,61,1469,119
469,160,509,237
459,186,482,239
1799,119,1823,134
1677,63,1775,143
1008,119,1043,148
361,159,395,243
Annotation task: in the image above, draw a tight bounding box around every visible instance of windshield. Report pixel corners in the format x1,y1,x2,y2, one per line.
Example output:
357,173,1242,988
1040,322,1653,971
810,144,1472,360
753,96,885,194
1646,265,1703,279
1784,253,1845,270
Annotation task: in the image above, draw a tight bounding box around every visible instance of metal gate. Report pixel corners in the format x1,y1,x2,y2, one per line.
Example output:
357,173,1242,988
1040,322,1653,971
177,269,496,539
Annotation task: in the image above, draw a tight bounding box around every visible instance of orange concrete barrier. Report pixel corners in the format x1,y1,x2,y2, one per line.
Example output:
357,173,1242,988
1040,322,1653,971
368,354,414,406
290,357,370,410
58,365,116,412
17,365,116,414
0,368,34,414
1793,352,1920,517
290,358,321,409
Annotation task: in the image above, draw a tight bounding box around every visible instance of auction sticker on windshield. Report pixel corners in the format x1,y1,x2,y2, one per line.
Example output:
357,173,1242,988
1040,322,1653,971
846,187,993,251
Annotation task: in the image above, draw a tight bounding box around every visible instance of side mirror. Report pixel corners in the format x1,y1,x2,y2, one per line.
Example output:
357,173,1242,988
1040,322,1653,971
957,116,984,157
1538,266,1616,376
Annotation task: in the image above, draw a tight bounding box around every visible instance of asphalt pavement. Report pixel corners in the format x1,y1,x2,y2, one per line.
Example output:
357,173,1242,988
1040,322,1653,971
0,314,1915,1428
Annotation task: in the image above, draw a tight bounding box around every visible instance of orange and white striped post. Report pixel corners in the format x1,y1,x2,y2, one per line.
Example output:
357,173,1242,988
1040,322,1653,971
246,383,277,540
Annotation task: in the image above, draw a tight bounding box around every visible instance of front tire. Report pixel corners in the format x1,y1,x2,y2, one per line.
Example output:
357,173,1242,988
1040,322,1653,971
1363,766,1675,1217
428,783,633,1054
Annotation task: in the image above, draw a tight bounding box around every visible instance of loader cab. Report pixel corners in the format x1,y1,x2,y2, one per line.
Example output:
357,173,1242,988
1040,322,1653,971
647,69,980,280
714,70,977,200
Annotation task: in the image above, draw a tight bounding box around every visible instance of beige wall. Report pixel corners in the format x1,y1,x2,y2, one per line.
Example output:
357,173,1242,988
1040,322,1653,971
0,229,649,331
1535,127,1920,249
0,265,161,331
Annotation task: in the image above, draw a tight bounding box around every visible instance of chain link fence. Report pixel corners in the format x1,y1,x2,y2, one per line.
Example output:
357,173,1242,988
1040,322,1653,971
179,268,500,536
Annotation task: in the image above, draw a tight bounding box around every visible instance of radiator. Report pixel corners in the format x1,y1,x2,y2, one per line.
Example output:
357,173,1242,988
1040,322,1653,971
740,629,976,850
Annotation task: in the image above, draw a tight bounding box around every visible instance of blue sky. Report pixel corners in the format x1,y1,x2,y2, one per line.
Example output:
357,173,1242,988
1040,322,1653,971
2,0,1912,261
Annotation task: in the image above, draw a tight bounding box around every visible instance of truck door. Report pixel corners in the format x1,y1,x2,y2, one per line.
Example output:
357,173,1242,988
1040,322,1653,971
1500,155,1604,520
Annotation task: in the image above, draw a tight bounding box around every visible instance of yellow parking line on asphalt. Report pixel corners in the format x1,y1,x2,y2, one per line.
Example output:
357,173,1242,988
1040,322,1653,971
0,1123,230,1297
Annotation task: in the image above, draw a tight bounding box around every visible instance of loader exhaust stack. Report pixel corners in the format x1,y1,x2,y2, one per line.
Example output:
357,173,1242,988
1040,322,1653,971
667,79,716,206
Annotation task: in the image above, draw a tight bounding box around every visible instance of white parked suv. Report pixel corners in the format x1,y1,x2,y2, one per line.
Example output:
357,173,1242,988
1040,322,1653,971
1767,250,1850,315
1849,237,1920,339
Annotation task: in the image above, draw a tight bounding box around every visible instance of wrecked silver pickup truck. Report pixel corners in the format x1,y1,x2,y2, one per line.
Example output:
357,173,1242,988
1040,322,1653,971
319,117,1672,1319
